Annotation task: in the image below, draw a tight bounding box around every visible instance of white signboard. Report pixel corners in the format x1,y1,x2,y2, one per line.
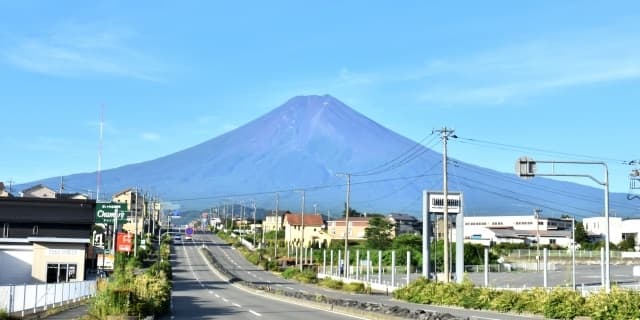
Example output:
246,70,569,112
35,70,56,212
427,192,461,214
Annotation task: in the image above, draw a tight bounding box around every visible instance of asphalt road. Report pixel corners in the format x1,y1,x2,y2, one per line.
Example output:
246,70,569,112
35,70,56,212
165,234,368,320
193,232,544,320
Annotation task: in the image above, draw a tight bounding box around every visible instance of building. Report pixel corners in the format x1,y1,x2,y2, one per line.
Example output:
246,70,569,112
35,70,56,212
387,213,421,236
452,215,574,247
20,184,57,198
0,197,95,284
326,217,370,241
111,188,146,235
583,217,640,249
283,213,324,248
262,212,283,232
0,182,11,197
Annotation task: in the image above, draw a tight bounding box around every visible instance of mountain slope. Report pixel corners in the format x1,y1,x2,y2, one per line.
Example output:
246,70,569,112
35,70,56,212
18,95,636,217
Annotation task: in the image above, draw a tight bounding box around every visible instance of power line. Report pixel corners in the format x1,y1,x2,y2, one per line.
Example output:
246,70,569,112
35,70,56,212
453,136,628,165
168,172,442,203
351,132,438,176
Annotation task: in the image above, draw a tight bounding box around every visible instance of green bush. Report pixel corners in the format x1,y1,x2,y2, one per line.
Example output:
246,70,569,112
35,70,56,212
543,288,585,319
281,267,300,279
343,282,366,293
585,288,640,320
490,290,519,313
319,277,344,290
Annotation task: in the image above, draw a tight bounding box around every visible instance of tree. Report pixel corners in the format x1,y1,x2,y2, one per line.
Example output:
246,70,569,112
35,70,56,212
365,216,393,249
343,203,363,217
618,237,636,251
574,222,589,245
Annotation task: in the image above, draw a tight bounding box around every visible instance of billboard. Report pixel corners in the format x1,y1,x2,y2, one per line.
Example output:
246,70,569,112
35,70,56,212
116,232,133,253
96,203,129,224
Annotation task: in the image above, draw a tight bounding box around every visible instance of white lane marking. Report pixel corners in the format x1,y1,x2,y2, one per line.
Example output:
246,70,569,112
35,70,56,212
233,303,242,308
215,294,220,298
249,310,262,316
208,290,213,294
223,298,229,302
286,286,294,290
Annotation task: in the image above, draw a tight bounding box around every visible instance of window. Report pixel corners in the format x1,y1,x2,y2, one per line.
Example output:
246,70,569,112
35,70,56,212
549,239,556,245
32,225,39,236
46,263,77,283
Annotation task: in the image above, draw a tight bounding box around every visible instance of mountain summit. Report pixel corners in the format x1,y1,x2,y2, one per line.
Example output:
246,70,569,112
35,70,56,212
21,95,634,216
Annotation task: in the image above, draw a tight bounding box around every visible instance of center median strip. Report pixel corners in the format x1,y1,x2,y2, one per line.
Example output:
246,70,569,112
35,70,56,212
198,246,467,320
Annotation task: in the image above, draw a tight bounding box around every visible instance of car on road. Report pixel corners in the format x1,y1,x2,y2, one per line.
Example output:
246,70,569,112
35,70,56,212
173,235,182,243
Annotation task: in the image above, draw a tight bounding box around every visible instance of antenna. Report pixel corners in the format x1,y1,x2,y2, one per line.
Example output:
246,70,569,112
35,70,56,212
97,105,104,202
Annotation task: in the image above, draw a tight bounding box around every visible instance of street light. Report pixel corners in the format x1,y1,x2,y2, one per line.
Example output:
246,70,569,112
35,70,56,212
516,157,611,292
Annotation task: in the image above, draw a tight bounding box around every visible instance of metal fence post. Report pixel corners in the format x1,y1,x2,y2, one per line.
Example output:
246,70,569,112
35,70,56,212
406,251,411,286
391,250,396,287
366,250,371,283
378,250,382,284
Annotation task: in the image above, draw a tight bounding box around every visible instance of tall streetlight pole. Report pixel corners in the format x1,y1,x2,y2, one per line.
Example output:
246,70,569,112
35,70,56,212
336,173,351,277
516,157,610,292
434,127,455,283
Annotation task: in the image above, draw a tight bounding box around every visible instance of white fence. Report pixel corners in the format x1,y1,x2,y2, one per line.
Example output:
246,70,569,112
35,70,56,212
0,280,96,317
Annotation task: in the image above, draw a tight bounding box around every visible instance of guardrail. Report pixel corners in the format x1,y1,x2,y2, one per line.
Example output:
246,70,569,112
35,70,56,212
0,280,96,318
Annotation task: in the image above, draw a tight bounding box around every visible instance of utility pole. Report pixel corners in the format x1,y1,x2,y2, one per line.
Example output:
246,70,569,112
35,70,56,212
134,189,138,257
572,216,576,290
297,190,305,249
336,173,351,278
433,127,455,283
274,192,279,258
534,208,542,272
313,203,318,215
252,201,257,247
59,176,64,195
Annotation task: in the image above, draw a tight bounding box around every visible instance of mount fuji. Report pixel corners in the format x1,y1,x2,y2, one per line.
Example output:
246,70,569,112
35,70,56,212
17,95,635,218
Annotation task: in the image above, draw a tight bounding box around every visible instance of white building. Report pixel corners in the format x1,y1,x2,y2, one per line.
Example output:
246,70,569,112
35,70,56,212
583,217,640,248
453,215,573,247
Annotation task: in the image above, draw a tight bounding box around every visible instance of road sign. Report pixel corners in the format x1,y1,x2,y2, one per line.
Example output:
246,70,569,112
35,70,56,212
426,192,462,214
95,203,129,224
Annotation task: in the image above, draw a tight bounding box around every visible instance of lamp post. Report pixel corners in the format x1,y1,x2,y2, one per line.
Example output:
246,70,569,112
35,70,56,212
516,157,610,292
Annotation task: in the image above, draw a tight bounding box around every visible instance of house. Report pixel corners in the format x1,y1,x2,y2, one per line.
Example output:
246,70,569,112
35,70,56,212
326,217,371,241
111,188,145,235
20,184,56,198
0,182,11,197
57,192,89,200
387,213,421,236
283,213,324,248
0,197,95,284
262,212,283,232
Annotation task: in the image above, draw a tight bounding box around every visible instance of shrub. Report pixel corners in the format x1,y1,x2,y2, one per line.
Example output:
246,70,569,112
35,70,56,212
585,288,640,320
281,267,300,279
343,282,366,293
490,290,519,313
543,288,585,320
319,278,344,290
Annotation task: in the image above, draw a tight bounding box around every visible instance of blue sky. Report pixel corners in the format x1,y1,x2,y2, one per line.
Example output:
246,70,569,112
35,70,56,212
1,1,639,196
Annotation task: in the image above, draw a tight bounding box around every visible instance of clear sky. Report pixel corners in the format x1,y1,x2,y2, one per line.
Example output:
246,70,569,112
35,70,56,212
1,1,639,196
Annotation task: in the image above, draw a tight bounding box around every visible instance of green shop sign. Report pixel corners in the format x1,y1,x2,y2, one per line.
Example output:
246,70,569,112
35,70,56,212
95,203,129,224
